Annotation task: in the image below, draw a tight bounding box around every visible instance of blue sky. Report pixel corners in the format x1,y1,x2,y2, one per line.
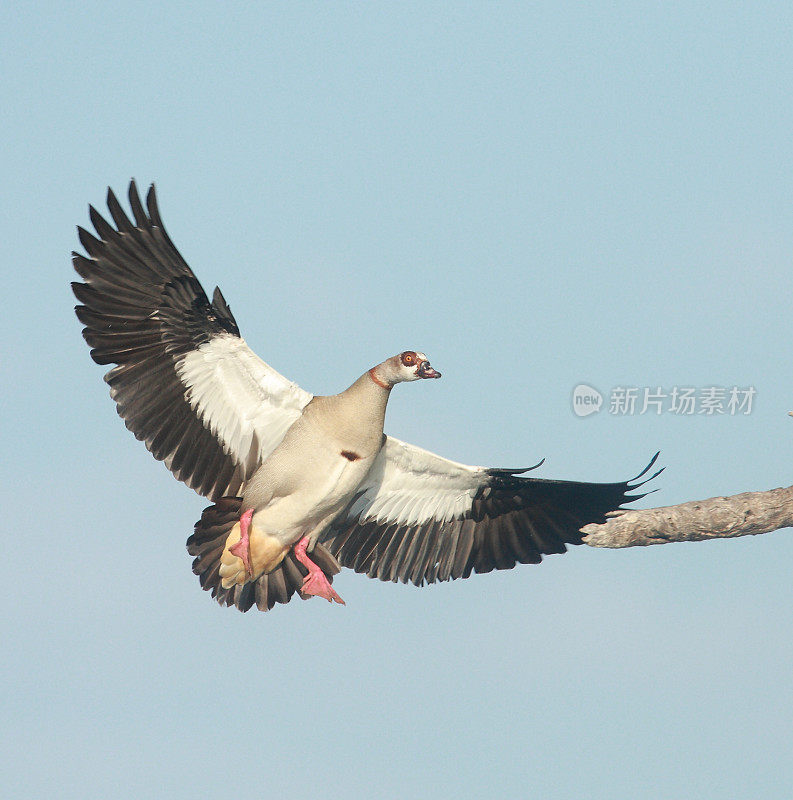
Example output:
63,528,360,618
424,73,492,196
3,2,793,798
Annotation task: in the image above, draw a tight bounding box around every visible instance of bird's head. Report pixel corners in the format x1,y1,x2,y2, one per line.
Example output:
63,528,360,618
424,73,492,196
370,351,442,388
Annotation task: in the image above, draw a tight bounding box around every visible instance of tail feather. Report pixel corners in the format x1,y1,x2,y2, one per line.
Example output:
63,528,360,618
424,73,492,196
186,497,341,613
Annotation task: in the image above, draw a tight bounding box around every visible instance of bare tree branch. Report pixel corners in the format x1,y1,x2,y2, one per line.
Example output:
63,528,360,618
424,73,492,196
581,485,793,548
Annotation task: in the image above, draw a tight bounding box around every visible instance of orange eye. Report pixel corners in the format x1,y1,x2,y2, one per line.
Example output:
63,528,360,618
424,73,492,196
401,351,416,366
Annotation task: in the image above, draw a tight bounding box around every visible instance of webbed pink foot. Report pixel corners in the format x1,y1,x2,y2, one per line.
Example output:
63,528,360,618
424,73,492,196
294,536,345,605
229,508,254,577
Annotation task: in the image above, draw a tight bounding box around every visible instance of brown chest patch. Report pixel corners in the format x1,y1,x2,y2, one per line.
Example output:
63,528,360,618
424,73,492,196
340,450,362,462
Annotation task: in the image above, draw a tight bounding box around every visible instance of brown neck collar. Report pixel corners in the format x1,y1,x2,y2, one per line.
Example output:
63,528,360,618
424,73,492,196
368,368,391,390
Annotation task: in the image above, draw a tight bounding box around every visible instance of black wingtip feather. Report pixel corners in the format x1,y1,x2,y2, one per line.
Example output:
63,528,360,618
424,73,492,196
486,457,546,478
630,451,662,483
106,186,136,234
77,225,102,255
146,183,161,226
128,180,148,228
88,204,119,244
623,452,664,498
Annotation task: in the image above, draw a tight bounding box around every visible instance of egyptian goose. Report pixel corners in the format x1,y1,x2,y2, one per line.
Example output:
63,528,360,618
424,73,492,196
72,181,659,613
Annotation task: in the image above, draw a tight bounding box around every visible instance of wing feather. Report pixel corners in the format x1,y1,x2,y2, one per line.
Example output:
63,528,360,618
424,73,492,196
325,442,660,586
73,180,312,500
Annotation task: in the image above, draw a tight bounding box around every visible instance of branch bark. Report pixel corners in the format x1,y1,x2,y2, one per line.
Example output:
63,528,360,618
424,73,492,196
581,485,793,548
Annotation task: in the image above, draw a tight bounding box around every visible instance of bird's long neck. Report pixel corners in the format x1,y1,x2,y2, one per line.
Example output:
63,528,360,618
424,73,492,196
368,366,390,390
306,367,392,454
340,367,392,432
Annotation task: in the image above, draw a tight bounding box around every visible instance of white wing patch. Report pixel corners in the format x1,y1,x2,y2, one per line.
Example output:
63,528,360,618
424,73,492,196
347,436,488,527
177,334,313,479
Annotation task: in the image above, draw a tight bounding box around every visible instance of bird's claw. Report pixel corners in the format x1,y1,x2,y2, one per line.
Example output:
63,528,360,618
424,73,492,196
301,571,345,604
229,537,252,576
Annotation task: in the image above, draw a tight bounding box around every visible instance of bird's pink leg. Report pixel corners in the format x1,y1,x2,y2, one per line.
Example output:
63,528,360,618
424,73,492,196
294,536,345,605
229,508,254,577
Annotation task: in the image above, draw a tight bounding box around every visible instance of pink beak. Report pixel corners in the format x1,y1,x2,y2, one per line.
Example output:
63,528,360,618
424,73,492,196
417,361,441,379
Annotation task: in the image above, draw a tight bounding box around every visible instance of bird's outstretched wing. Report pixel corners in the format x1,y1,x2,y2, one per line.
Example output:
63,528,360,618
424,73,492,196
72,180,312,500
324,440,660,585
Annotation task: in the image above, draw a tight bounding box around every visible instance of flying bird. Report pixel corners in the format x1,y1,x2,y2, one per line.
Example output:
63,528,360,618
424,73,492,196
72,181,659,613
